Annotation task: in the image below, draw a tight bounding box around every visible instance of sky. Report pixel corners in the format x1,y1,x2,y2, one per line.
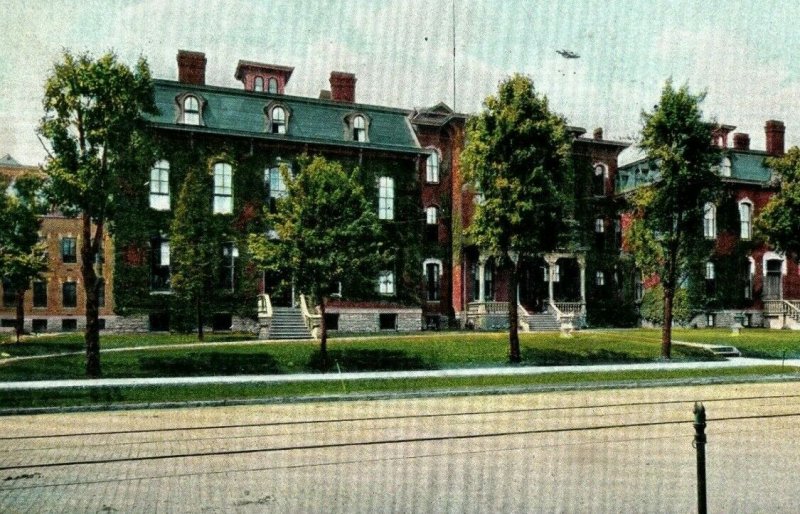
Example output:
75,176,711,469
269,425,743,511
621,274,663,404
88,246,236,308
2,0,800,166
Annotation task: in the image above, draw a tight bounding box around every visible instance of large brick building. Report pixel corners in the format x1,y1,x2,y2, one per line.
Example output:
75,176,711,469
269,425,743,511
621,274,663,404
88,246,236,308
5,50,796,334
616,121,800,329
0,155,115,333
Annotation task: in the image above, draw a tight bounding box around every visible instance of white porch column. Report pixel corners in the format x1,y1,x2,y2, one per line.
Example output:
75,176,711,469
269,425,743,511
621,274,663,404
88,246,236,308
545,254,557,307
577,255,587,315
477,254,488,312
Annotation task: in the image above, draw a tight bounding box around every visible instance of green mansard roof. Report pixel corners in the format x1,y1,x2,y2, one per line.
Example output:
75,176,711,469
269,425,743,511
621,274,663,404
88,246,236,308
616,150,774,193
147,80,423,154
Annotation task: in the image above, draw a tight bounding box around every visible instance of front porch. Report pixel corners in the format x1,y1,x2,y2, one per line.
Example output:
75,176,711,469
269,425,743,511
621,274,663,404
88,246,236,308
463,251,587,331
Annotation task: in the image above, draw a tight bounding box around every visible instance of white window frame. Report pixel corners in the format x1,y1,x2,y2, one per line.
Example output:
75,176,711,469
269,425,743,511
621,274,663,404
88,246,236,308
182,95,201,125
268,77,278,94
703,202,716,239
378,270,395,295
705,261,715,280
423,258,443,302
353,115,366,142
595,271,605,286
149,160,170,210
595,217,605,233
254,76,264,92
720,156,731,177
426,206,438,225
213,162,233,214
271,106,287,134
739,200,753,240
266,163,290,200
378,176,394,220
426,151,440,183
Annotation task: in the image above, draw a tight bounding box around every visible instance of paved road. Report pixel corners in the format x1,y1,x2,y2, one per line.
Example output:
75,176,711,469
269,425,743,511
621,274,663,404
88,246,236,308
2,382,800,512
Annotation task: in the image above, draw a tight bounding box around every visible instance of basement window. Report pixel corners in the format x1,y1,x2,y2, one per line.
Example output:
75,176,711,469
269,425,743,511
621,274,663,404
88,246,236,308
379,313,397,330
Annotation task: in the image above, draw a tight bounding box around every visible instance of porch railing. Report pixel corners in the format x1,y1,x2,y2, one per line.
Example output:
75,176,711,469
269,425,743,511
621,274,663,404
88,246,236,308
257,293,273,319
299,294,322,338
764,299,800,322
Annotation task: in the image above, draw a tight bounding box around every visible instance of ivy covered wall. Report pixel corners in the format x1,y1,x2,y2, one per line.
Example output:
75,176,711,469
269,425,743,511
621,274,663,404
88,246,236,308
113,131,423,328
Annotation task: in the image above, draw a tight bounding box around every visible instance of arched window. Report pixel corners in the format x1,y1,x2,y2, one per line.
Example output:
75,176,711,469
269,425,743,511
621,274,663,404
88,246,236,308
353,115,366,142
254,76,264,92
703,203,716,239
271,106,287,134
426,151,440,183
720,157,732,177
149,160,170,210
268,77,278,94
593,163,608,195
182,96,200,125
213,163,233,214
424,259,442,301
739,200,752,240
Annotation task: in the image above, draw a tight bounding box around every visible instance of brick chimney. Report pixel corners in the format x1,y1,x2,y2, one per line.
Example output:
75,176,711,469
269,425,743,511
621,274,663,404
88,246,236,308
330,72,356,102
765,120,785,155
593,127,603,140
177,50,206,85
733,132,750,151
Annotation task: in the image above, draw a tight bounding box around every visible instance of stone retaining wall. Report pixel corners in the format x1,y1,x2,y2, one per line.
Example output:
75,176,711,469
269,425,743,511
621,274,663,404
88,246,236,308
327,308,422,332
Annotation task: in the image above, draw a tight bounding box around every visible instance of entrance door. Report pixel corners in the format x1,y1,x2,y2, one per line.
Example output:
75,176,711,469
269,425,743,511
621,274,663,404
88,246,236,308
764,259,783,300
264,270,293,306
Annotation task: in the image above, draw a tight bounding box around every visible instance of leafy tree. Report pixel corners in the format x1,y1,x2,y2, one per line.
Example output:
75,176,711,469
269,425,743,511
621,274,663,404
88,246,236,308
0,174,48,342
757,146,800,258
38,51,156,376
461,74,573,363
640,284,691,326
170,164,219,341
248,156,384,364
629,81,720,359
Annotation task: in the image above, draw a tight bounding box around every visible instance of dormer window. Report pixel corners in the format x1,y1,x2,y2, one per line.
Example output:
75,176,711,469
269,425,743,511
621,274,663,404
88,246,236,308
720,156,731,177
353,115,366,141
182,95,200,125
426,151,440,183
254,76,264,92
268,77,278,94
272,106,286,134
265,102,291,135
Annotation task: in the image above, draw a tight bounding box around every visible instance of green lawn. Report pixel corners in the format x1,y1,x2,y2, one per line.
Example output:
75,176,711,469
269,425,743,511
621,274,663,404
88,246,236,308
0,332,255,358
0,331,717,382
0,365,794,411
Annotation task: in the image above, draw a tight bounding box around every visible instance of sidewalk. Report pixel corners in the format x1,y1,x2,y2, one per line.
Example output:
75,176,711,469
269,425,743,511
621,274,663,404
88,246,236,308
1,356,795,390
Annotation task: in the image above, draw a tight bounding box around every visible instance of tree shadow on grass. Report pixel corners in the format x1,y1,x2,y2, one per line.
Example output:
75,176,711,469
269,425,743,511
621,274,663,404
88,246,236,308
521,348,650,366
308,349,439,373
138,352,283,376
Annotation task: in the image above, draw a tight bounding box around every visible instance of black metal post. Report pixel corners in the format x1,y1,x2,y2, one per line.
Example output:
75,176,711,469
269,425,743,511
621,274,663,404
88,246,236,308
694,402,707,514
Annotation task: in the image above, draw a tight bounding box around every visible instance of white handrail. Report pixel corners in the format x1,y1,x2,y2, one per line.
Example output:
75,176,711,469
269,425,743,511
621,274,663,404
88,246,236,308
257,294,272,318
299,294,322,334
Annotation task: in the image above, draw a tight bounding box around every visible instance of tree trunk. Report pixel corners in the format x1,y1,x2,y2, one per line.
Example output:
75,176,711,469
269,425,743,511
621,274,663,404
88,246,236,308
508,261,521,363
14,289,25,344
319,297,328,370
661,286,673,360
197,296,204,341
81,213,101,377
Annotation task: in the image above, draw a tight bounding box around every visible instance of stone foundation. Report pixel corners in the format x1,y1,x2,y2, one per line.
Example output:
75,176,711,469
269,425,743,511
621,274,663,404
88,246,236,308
327,308,422,332
688,310,765,329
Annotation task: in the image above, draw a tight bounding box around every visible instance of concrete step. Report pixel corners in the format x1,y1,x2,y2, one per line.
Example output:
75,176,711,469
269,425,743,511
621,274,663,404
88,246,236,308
268,307,312,340
526,313,560,332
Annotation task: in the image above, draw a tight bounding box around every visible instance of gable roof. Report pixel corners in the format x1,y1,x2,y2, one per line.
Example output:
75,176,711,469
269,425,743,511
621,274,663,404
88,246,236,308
147,80,423,154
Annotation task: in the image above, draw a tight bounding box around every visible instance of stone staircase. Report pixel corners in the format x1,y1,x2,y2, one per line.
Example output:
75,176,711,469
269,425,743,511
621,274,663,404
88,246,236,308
525,312,561,332
268,307,312,340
